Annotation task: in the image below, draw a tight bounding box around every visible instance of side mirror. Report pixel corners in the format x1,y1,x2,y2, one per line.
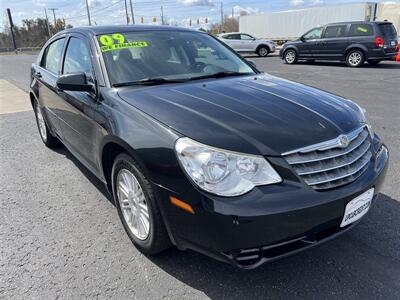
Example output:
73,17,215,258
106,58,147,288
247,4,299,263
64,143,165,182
57,72,93,92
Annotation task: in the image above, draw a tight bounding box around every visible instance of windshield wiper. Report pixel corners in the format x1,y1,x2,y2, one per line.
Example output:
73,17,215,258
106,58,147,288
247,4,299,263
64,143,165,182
113,77,189,87
188,71,253,81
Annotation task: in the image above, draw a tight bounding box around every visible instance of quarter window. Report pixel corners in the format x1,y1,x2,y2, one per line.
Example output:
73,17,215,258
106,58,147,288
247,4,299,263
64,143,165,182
41,38,65,74
240,34,254,40
323,25,348,38
348,24,373,36
63,37,93,78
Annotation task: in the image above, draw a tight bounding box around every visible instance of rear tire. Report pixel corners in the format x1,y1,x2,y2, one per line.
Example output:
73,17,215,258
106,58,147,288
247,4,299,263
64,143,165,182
346,50,365,67
367,59,381,65
284,49,298,64
33,100,60,148
112,153,171,255
257,46,269,57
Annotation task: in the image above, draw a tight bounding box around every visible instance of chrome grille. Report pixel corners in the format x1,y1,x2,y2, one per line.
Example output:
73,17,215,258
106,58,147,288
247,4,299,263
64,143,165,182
283,127,372,190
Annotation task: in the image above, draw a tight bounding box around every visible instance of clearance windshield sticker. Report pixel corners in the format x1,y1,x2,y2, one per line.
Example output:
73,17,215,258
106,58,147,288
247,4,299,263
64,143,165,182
357,27,368,33
99,34,148,52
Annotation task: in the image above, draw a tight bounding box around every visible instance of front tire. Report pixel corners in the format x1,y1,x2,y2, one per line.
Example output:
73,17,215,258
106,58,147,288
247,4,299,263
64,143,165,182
257,46,269,57
284,49,298,64
346,50,365,67
112,153,171,255
33,100,59,148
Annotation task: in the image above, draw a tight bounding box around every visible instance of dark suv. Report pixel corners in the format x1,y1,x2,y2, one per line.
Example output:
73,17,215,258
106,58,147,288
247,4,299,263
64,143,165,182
280,21,398,67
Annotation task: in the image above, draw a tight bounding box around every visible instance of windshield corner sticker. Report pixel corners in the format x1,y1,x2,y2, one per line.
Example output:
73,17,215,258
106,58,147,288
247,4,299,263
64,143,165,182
99,34,148,52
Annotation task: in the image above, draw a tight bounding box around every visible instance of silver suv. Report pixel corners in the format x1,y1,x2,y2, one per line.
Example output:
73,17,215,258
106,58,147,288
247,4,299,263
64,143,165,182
217,32,275,57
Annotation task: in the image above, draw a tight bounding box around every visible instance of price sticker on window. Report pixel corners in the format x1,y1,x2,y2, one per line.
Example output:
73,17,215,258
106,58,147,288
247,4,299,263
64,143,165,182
99,34,148,52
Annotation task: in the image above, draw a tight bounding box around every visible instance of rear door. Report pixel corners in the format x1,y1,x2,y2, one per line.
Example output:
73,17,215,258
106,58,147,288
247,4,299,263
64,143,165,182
240,34,257,51
348,23,375,53
57,34,100,173
378,23,398,54
34,37,66,136
222,34,241,51
319,24,349,59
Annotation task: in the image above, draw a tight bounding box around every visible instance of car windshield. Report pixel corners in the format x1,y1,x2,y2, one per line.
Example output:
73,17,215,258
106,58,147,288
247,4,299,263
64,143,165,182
97,30,255,86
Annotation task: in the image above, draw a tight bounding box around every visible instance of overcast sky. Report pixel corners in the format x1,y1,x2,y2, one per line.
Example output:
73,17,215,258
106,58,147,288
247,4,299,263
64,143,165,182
0,0,393,30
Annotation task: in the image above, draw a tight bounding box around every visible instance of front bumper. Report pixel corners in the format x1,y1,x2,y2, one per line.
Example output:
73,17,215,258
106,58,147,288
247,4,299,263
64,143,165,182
154,141,389,269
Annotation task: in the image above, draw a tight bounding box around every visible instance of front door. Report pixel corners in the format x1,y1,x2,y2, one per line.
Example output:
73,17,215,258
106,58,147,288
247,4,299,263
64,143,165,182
299,27,324,59
35,37,66,137
57,35,100,174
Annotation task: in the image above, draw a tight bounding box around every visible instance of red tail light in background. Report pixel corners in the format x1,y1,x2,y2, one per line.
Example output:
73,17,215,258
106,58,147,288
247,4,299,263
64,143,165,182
375,37,384,48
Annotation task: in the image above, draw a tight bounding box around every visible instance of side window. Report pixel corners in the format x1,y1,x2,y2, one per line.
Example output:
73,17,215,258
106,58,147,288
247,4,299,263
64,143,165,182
348,24,373,37
229,34,241,40
63,37,93,79
303,27,323,40
240,34,254,40
323,25,348,38
41,38,65,74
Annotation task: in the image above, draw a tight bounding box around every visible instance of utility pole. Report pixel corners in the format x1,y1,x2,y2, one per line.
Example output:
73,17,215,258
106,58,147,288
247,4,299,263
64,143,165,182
231,7,235,32
124,0,129,24
161,5,164,25
85,0,92,26
6,8,17,52
48,8,58,29
220,1,223,33
43,8,51,37
129,0,135,24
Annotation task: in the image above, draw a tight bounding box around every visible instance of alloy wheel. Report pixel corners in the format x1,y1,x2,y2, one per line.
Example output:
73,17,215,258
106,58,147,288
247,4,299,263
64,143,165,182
258,47,268,57
348,52,362,67
36,105,47,142
285,50,296,64
117,169,150,240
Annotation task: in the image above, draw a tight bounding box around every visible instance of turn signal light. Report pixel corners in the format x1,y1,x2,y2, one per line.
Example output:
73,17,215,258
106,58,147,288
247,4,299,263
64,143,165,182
375,37,384,48
170,196,195,214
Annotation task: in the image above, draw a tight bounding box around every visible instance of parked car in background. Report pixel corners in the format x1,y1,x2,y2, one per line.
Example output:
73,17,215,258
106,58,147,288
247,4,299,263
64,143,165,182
280,21,398,67
217,32,275,57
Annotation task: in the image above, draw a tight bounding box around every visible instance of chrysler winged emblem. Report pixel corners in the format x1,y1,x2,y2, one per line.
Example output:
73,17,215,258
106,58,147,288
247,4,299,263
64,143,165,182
338,135,350,148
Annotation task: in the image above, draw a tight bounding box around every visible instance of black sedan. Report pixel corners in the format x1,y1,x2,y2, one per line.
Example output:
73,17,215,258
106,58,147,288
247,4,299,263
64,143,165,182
30,25,388,269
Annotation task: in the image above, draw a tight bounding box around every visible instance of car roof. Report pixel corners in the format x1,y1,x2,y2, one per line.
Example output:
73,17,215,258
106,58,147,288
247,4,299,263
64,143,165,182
325,21,393,26
57,25,200,37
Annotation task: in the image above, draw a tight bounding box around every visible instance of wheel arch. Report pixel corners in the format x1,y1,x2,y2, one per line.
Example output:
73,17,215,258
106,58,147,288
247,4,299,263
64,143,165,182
345,44,367,58
100,136,149,195
255,44,271,53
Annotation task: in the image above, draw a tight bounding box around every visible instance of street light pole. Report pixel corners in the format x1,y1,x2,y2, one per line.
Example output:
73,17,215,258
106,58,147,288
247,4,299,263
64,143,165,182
130,0,135,24
85,0,92,26
124,0,129,24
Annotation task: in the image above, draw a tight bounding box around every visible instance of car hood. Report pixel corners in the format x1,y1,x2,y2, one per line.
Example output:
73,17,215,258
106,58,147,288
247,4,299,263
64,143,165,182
117,74,363,156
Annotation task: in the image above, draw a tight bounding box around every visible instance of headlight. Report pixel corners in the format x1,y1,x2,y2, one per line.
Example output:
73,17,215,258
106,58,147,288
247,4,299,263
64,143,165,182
175,137,282,197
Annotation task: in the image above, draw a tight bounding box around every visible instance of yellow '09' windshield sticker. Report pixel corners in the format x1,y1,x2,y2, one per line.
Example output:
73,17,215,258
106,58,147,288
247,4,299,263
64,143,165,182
99,34,148,52
357,27,368,33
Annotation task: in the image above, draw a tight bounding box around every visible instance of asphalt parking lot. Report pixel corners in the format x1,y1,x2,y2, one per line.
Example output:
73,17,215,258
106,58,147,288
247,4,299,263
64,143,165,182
1,53,399,299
